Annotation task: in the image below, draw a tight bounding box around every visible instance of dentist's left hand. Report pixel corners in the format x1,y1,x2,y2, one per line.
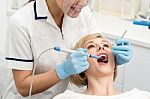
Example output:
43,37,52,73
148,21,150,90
56,48,89,80
112,38,132,65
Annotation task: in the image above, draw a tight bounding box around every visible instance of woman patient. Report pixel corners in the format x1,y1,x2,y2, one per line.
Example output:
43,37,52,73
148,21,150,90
53,33,150,99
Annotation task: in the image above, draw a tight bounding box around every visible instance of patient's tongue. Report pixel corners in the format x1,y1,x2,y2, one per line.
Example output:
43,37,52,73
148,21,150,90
97,55,107,63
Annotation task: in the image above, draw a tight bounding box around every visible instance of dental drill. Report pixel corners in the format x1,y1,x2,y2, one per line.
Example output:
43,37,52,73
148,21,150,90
53,47,108,62
54,46,103,59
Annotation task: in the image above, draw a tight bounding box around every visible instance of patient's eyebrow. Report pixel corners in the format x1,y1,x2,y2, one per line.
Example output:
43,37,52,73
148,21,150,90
87,39,109,43
86,41,94,44
101,39,110,44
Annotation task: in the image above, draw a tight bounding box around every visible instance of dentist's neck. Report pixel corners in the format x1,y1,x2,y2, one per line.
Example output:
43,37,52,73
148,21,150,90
84,75,116,96
46,0,64,28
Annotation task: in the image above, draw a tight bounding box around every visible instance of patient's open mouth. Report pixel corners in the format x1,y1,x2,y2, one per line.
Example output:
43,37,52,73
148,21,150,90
97,54,108,63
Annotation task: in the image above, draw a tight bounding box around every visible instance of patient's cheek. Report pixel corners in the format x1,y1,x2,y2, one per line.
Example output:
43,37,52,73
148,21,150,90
88,49,96,54
88,58,93,63
110,54,115,64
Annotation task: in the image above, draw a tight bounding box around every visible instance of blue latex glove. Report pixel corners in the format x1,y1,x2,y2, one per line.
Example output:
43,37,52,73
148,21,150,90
112,38,132,65
56,48,89,80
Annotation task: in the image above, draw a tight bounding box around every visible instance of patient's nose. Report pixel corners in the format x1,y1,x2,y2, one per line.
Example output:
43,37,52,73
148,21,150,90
98,46,104,51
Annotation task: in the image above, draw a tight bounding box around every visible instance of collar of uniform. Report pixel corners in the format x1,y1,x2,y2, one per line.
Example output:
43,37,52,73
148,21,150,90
34,0,48,20
34,0,60,29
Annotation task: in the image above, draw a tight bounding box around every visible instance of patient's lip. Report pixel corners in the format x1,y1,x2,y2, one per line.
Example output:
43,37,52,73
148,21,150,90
71,4,85,11
70,6,82,13
96,52,107,56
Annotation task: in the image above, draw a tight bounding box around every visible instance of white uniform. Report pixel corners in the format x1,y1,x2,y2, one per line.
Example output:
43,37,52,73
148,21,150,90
53,88,150,99
3,0,100,99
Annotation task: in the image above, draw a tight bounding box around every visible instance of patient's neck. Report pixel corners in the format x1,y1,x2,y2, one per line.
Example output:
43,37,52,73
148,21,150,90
84,75,117,96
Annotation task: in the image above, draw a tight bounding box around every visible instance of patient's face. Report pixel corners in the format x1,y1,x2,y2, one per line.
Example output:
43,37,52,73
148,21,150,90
85,38,115,77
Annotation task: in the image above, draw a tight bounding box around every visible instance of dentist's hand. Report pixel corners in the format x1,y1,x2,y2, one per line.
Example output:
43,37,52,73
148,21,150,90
112,38,132,65
56,48,89,80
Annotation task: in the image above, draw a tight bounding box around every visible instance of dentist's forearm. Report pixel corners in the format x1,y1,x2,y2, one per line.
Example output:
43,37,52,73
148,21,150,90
12,69,60,97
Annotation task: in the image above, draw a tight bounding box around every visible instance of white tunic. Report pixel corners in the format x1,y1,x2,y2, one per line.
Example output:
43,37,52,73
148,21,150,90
53,88,150,99
3,0,100,99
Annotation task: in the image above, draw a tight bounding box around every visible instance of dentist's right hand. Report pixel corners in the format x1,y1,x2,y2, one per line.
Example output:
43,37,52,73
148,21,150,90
56,48,89,80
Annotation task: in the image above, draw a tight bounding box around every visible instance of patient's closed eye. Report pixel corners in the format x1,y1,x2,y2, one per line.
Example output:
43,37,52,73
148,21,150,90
103,44,109,48
87,44,96,49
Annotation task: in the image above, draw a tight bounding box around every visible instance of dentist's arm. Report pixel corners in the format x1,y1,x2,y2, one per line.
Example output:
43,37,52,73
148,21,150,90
12,48,89,96
12,68,60,97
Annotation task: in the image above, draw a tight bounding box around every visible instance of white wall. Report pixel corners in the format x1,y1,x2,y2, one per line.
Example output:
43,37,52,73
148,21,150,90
124,44,150,92
140,0,150,15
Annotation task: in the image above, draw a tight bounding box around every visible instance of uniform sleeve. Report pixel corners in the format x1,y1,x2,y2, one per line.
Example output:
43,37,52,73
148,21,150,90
5,15,33,70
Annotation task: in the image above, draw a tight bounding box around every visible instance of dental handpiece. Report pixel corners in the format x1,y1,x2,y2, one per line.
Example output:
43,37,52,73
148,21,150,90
53,46,101,59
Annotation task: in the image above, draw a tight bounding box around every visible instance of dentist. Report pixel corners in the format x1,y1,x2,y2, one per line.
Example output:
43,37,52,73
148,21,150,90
4,0,132,99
